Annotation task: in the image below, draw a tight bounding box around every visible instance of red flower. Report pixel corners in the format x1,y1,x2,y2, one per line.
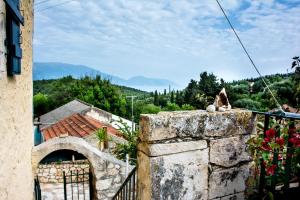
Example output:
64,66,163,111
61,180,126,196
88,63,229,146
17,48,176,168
289,136,300,147
276,138,285,147
266,165,277,176
266,128,276,138
261,141,272,151
264,137,271,143
288,127,296,135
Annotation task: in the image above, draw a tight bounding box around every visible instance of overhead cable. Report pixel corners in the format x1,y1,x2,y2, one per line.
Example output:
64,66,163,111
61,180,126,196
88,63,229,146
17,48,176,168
35,0,75,13
215,0,283,111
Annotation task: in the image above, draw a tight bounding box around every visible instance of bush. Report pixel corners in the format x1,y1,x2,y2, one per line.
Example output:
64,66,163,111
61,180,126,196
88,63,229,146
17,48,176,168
181,104,195,110
141,104,161,114
233,98,262,110
163,103,181,111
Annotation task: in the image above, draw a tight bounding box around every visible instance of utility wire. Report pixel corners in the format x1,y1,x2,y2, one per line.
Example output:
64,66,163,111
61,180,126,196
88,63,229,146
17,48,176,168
35,0,54,6
215,0,283,111
35,0,75,13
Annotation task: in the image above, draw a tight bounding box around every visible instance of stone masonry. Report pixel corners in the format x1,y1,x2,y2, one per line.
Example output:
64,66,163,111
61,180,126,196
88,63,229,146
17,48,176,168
32,136,132,200
36,160,90,183
137,109,256,200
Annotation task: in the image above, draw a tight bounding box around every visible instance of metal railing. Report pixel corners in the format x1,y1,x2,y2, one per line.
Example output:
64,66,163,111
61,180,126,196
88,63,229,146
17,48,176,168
34,177,42,200
112,167,137,200
253,111,300,199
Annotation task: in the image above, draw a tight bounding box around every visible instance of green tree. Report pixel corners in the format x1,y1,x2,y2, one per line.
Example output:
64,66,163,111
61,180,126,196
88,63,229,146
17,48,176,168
184,79,198,106
154,90,159,106
33,93,51,117
198,72,220,97
175,90,184,106
170,91,175,103
158,95,168,107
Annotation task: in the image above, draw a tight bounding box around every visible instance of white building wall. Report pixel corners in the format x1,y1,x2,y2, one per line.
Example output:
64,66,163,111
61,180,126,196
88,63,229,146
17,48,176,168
0,1,34,199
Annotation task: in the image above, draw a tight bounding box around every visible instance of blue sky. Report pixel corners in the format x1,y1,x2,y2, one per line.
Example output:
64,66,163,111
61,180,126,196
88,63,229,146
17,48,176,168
34,0,300,87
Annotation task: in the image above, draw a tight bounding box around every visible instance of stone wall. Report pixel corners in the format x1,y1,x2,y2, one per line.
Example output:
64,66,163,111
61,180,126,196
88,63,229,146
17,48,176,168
0,0,34,199
36,160,90,183
137,109,256,200
32,136,132,200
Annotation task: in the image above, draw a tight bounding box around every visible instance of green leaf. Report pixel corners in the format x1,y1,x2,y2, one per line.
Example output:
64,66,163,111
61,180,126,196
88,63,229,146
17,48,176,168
262,152,270,161
267,192,274,200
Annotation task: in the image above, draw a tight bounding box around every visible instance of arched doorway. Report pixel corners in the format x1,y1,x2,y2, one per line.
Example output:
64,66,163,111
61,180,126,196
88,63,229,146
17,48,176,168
32,136,129,200
36,149,92,200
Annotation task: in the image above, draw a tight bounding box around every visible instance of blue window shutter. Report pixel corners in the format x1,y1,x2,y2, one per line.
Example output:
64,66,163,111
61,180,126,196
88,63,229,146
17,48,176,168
5,0,23,75
4,0,24,25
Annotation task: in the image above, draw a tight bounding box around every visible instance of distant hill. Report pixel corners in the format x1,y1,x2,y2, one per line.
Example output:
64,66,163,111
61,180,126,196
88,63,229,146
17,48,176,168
33,62,178,91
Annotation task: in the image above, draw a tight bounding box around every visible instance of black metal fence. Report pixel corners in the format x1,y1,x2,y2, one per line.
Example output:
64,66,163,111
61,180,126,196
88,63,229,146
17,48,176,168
34,177,42,200
253,111,300,199
112,167,137,200
63,168,93,200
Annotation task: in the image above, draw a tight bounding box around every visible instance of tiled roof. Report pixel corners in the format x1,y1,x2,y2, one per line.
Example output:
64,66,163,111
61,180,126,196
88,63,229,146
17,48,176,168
41,113,123,141
39,99,91,129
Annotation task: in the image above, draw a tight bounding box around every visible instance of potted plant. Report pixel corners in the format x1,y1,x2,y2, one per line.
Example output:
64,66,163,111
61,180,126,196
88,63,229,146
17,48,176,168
95,127,109,151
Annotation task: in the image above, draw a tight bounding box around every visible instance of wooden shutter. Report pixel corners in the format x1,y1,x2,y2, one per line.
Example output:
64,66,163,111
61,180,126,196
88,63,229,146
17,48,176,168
4,0,24,75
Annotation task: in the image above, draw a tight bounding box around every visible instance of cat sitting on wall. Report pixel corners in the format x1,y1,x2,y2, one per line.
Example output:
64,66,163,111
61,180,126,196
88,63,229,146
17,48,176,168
207,88,231,112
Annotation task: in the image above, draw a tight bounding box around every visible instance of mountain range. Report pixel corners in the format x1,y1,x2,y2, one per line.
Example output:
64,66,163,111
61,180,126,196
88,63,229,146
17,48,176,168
33,62,178,91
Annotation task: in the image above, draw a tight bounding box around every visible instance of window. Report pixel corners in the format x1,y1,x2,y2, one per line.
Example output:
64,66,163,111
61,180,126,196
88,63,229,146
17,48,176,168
4,0,24,76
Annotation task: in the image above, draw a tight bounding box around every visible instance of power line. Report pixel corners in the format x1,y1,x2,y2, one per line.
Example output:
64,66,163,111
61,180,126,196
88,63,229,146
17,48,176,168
215,0,283,111
35,0,75,13
35,0,54,6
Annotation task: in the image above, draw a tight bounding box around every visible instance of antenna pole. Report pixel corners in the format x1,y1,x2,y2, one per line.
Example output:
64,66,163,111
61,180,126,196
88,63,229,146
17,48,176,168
126,96,137,132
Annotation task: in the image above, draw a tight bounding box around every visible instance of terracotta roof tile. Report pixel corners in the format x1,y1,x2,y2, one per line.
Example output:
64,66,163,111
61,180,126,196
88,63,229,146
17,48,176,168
41,113,123,141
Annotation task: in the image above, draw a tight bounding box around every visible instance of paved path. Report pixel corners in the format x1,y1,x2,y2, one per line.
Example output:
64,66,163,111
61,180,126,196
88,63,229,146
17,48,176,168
41,182,90,200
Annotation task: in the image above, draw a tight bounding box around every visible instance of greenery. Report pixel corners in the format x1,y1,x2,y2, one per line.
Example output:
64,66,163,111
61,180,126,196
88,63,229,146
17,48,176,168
247,118,300,198
33,57,300,124
33,75,139,119
95,128,109,142
113,120,138,164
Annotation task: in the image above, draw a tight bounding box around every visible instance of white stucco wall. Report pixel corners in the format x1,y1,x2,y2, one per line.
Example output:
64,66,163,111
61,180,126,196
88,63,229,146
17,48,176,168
0,0,34,199
112,114,136,131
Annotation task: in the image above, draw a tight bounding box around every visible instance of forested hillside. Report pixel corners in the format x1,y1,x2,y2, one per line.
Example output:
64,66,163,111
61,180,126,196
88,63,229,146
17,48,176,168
33,65,300,122
33,75,149,119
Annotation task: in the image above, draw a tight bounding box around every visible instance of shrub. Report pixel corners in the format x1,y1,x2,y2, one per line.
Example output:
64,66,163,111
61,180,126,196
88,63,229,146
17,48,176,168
233,98,262,110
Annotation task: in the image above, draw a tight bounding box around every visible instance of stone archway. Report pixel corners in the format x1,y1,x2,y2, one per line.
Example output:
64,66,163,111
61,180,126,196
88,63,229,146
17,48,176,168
32,136,129,199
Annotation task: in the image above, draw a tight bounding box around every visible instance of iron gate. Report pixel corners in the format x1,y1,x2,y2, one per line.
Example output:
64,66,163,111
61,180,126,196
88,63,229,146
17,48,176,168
63,168,93,200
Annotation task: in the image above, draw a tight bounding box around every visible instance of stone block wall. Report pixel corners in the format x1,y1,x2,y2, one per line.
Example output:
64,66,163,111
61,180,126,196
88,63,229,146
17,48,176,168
137,109,256,200
36,160,90,183
0,0,34,199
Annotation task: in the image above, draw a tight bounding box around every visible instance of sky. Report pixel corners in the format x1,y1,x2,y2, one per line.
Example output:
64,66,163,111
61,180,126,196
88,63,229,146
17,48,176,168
34,0,300,87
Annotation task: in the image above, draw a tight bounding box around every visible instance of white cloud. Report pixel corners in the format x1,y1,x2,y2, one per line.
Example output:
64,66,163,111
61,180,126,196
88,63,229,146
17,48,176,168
34,0,300,86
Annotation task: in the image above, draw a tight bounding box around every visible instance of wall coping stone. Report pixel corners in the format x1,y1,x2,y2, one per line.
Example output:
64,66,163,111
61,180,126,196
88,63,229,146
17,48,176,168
140,109,254,142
